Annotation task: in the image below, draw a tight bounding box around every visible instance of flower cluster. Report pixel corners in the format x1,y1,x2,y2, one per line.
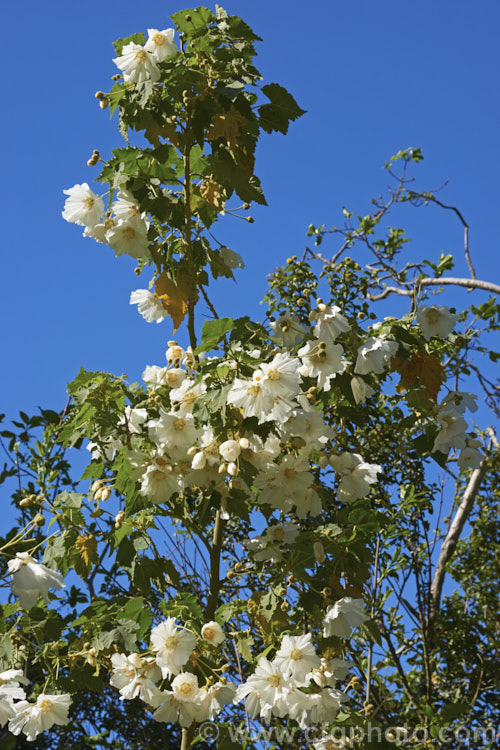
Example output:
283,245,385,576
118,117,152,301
0,670,71,742
109,617,233,727
113,27,177,84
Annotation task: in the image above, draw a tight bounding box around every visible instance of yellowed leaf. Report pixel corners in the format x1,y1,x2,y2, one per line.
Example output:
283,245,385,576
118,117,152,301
392,351,444,402
154,272,197,333
75,534,98,566
207,108,246,150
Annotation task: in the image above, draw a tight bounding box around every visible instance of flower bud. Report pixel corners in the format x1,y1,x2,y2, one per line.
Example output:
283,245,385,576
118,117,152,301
94,487,103,501
94,91,105,100
34,513,45,527
99,98,109,110
19,498,32,508
238,437,250,450
185,14,192,21
100,487,111,502
313,541,325,563
246,216,254,223
318,302,327,312
191,451,207,471
280,600,290,611
218,462,227,474
227,462,238,477
187,446,200,457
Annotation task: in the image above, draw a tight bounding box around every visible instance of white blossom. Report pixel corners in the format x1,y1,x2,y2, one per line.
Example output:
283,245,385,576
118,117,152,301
144,28,177,61
201,621,225,645
416,305,457,341
354,336,398,375
269,314,309,348
233,658,293,721
298,339,347,391
323,597,369,638
274,633,320,683
130,290,166,323
150,618,196,678
351,375,375,404
329,452,381,502
312,304,351,340
110,653,161,702
106,216,149,259
113,42,160,83
244,522,299,562
62,183,104,228
8,553,65,609
8,694,71,741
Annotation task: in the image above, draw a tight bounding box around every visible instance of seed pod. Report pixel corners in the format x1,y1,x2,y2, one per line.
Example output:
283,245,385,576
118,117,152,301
34,513,45,527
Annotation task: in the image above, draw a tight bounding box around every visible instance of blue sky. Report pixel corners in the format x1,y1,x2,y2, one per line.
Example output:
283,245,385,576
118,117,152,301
2,0,499,421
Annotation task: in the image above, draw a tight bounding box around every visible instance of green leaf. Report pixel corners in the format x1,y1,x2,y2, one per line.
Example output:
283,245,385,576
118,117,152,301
113,32,146,57
196,317,234,354
439,702,471,722
170,7,215,39
258,83,306,135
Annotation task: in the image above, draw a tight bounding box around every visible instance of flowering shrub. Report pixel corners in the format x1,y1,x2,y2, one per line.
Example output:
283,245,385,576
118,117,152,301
1,6,499,749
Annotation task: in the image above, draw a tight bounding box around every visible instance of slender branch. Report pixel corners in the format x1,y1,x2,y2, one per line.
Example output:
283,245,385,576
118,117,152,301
205,509,225,621
429,460,488,621
368,275,500,301
366,534,380,707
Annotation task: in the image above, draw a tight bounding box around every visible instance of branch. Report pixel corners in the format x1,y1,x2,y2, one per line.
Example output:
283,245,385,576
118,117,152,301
429,460,488,621
368,275,500,301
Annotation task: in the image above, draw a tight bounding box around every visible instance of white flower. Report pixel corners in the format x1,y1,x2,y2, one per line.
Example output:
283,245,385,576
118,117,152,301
113,42,160,83
274,633,320,683
351,375,375,404
119,406,148,434
220,246,245,269
233,658,293,721
308,657,350,688
298,339,347,391
150,618,196,678
323,597,369,638
259,353,302,398
106,216,149,259
62,183,104,228
139,452,183,503
142,365,186,389
282,402,334,450
312,730,349,749
130,290,166,323
153,690,198,727
219,439,240,463
87,437,122,462
416,305,457,340
8,694,71,741
269,314,309,349
254,454,312,511
312,305,351,340
196,681,236,721
83,216,116,243
354,336,398,375
110,652,161,702
148,410,200,460
458,439,483,470
171,673,200,702
244,522,299,562
8,553,65,609
433,412,468,454
112,189,143,221
289,687,345,728
329,452,381,502
144,28,177,61
227,377,273,423
201,621,225,645
440,391,478,415
0,670,29,727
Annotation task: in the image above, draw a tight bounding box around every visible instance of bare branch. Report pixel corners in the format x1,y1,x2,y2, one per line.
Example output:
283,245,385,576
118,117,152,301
429,460,488,620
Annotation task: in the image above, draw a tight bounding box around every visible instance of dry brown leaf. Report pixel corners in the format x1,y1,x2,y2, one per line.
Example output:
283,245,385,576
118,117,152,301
392,351,444,402
155,272,197,333
207,108,246,150
75,534,97,566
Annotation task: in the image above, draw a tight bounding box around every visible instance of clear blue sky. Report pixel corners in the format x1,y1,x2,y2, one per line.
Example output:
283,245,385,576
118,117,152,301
2,0,499,421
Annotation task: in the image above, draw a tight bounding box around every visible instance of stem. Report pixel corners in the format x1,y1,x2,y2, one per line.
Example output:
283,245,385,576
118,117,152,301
205,509,225,621
366,534,380,707
183,113,198,351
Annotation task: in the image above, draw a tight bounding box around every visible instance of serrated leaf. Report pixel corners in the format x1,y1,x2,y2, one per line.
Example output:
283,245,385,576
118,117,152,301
75,534,98,566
